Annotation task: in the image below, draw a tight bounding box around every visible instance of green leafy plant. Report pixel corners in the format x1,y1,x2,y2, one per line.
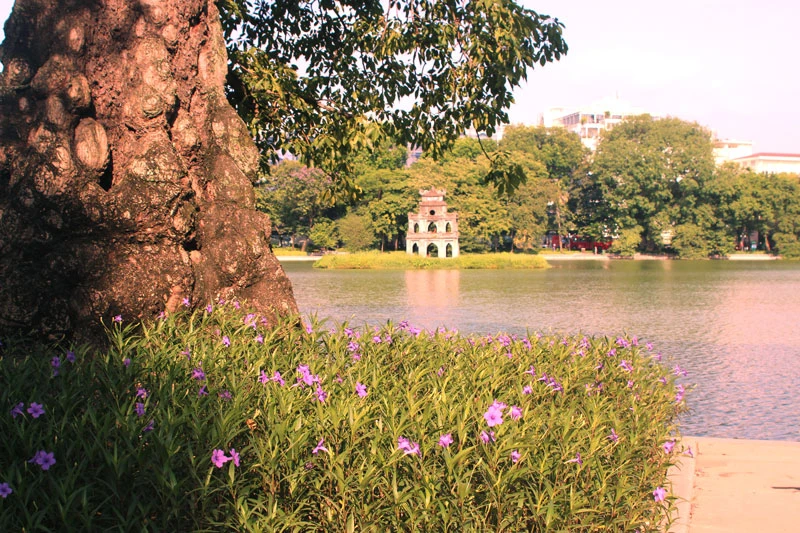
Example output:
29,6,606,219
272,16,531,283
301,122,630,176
1,306,688,531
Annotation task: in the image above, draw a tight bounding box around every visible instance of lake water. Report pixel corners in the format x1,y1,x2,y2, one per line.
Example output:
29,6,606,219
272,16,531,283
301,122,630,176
282,259,800,442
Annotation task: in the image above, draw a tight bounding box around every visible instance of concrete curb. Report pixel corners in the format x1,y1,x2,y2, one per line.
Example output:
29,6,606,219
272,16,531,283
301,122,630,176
668,437,699,533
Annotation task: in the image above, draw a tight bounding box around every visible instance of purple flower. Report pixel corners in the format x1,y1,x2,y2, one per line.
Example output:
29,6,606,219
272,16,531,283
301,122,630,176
511,450,521,463
567,453,583,466
646,342,654,351
372,335,382,343
437,366,445,377
123,357,131,367
675,384,686,403
255,334,264,344
198,386,208,396
27,402,45,419
143,420,155,432
607,348,617,357
0,482,12,498
608,428,619,443
352,352,361,362
259,370,269,384
524,365,536,377
627,380,635,388
684,446,694,458
296,365,316,387
30,450,56,470
509,405,523,420
438,433,453,448
205,304,213,313
484,405,504,427
135,402,145,417
312,439,328,455
673,365,688,377
355,382,368,398
397,436,420,456
479,430,495,444
272,371,285,386
304,322,313,334
66,350,76,363
233,301,241,310
653,486,667,502
229,448,240,467
222,336,231,348
192,367,206,381
51,356,61,369
522,385,533,395
620,360,633,372
315,385,328,403
11,402,24,418
662,440,675,454
182,297,191,307
211,449,230,468
219,390,232,401
112,315,122,323
136,387,149,399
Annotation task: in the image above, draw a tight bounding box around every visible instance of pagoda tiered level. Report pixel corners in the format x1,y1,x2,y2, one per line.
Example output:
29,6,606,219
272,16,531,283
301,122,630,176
406,189,459,258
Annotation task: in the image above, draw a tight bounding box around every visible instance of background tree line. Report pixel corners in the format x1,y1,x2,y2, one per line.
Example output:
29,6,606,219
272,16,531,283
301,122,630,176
257,117,800,258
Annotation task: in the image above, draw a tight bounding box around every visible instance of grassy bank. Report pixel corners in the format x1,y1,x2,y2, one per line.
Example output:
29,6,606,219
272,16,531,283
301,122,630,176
1,306,687,531
272,247,310,256
314,251,550,270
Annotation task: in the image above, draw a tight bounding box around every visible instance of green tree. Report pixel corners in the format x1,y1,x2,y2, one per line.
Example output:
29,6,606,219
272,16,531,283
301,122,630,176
256,161,338,248
338,211,377,251
501,125,588,181
220,0,567,192
499,126,588,248
503,154,556,251
708,165,795,253
308,218,340,250
590,116,716,253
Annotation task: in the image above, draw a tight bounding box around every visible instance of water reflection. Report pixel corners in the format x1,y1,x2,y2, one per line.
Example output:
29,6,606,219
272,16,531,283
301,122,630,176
283,260,800,441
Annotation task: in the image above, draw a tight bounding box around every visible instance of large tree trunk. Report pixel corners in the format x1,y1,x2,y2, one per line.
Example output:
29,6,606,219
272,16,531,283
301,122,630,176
0,0,297,342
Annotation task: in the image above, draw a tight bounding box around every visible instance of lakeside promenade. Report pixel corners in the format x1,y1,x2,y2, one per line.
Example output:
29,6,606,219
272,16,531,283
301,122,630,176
669,437,800,532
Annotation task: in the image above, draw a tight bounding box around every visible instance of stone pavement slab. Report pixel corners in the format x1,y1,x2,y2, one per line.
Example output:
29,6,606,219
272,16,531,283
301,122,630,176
670,437,800,533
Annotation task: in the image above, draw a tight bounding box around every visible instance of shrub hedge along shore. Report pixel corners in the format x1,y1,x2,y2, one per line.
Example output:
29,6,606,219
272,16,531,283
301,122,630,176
314,251,550,270
0,304,689,531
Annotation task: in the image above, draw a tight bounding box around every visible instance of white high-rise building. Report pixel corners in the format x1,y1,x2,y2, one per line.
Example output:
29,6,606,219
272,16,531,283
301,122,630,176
539,95,653,151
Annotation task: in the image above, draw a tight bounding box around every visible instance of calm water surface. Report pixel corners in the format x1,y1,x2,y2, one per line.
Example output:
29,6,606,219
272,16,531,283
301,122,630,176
282,259,800,441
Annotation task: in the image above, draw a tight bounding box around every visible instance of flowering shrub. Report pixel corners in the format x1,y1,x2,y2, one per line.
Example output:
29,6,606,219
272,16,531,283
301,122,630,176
0,307,689,531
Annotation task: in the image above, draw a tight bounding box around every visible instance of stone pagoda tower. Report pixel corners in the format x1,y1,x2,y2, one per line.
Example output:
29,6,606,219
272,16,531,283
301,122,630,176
406,189,459,258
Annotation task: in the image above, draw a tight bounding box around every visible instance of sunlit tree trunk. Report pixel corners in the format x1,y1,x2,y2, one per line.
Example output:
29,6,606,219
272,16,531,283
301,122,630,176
0,0,296,342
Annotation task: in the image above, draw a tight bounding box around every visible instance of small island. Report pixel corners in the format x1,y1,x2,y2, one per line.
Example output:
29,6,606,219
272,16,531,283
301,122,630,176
313,251,549,270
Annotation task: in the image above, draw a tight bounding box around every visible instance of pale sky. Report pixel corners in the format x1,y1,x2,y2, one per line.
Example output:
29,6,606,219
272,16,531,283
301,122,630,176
1,0,797,152
513,0,800,152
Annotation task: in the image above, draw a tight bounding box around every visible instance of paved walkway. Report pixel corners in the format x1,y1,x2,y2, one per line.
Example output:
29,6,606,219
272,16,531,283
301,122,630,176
669,437,800,532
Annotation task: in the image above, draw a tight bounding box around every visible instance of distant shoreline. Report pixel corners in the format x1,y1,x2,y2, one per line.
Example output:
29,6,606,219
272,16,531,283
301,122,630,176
277,252,781,263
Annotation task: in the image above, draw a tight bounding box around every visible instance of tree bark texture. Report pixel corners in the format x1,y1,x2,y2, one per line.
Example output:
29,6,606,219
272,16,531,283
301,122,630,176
0,0,297,342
